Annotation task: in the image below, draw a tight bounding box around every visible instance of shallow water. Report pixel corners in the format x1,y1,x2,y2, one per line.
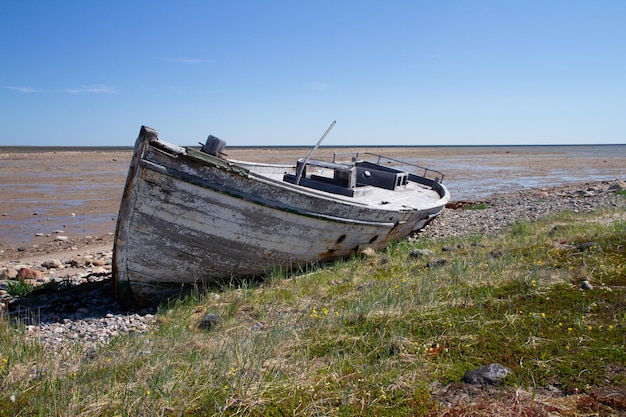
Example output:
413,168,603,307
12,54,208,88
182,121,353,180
401,145,626,200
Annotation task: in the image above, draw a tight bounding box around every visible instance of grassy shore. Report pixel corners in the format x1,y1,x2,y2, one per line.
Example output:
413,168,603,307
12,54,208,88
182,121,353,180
1,206,625,416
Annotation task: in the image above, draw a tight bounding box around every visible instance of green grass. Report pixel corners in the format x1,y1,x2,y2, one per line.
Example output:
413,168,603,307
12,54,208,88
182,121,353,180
1,207,624,416
464,202,489,210
5,279,35,298
6,277,71,298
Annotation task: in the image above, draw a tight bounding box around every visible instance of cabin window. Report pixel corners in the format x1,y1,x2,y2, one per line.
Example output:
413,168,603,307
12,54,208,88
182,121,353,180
369,235,378,244
336,234,347,243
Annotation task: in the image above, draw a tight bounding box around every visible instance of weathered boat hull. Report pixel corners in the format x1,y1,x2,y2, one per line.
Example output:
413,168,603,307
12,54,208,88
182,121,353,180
113,126,449,307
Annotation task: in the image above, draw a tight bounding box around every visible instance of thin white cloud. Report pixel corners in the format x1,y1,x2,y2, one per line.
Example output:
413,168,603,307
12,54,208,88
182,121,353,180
304,82,333,91
5,86,43,93
84,85,116,94
66,84,116,94
6,84,116,94
165,58,212,64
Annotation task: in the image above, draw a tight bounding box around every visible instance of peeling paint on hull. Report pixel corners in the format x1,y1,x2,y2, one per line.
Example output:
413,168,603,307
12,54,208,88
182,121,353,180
113,126,450,308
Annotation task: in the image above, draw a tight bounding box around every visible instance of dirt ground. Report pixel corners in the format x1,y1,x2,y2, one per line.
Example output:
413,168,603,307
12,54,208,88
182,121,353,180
1,145,624,262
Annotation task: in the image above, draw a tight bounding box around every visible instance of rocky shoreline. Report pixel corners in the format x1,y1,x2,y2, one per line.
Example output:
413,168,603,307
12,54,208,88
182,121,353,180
1,179,624,352
421,179,626,239
0,247,156,352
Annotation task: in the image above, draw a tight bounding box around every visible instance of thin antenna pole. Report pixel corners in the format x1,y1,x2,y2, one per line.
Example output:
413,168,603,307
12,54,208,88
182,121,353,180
295,120,336,185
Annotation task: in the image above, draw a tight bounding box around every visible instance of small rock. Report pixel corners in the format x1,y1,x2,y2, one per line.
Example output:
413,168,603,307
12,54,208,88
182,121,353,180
608,181,626,192
581,280,593,290
198,313,221,330
54,236,69,242
576,241,602,252
70,258,86,268
251,322,265,331
17,267,42,279
427,259,447,268
409,249,435,258
463,363,512,386
41,259,64,269
360,247,376,258
1,267,18,280
573,190,594,197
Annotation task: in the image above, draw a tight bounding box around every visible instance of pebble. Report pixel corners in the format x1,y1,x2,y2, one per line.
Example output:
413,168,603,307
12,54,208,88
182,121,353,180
409,248,435,258
463,363,512,385
0,267,17,280
198,313,222,330
581,280,593,290
17,267,42,279
42,259,65,269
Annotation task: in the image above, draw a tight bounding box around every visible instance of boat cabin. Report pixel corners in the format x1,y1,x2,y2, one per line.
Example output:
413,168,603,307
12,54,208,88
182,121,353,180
282,157,409,197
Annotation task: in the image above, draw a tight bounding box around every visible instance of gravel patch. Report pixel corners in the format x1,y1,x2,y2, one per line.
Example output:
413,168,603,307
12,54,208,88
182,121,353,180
420,180,625,239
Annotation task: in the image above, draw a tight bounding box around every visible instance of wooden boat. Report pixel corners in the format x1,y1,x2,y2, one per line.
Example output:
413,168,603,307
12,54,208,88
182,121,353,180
113,125,450,308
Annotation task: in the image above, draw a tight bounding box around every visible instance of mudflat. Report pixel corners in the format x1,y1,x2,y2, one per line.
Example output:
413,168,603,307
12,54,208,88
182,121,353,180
1,145,624,261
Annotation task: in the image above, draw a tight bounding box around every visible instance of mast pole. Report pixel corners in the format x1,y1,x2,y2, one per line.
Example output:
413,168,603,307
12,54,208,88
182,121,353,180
295,120,336,185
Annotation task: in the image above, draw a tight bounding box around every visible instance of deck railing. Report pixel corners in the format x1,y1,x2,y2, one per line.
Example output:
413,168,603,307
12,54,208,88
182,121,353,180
332,152,445,183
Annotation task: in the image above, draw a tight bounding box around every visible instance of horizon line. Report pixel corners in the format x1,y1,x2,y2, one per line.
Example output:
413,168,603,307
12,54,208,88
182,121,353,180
1,143,625,152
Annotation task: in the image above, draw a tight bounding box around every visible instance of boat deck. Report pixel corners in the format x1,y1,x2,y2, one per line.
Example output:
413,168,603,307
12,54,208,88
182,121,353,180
248,166,445,212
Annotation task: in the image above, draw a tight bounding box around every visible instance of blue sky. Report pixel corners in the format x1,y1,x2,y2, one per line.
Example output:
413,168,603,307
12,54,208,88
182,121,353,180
2,1,625,146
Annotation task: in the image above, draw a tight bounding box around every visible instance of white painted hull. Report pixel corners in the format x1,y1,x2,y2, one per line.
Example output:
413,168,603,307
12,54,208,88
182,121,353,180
113,126,450,307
